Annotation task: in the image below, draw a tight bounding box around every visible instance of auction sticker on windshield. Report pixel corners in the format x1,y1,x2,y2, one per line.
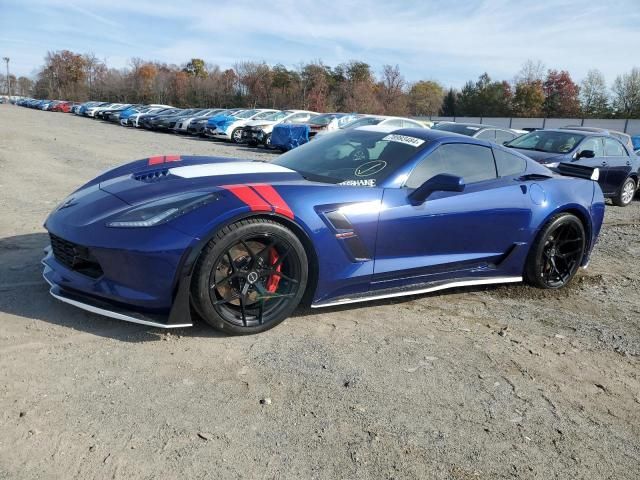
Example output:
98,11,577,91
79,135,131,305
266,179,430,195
382,134,425,147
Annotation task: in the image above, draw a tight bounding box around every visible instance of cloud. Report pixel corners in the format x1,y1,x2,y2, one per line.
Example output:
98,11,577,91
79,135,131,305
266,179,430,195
1,0,638,87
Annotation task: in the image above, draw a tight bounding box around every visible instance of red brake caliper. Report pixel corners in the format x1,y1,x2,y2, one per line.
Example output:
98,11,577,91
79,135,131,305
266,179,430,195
265,248,281,293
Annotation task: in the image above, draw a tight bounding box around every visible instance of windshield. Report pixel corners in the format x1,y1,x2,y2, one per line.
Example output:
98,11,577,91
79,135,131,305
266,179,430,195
235,109,258,119
432,123,483,136
309,114,341,126
262,111,288,121
253,111,277,120
341,117,383,129
272,129,429,187
507,131,585,153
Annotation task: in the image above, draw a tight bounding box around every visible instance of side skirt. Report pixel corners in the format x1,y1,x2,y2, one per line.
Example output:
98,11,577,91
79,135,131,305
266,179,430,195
312,276,522,308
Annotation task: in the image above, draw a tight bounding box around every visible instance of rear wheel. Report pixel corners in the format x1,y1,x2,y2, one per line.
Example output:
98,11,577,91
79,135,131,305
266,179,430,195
192,219,308,334
525,213,586,289
612,177,636,207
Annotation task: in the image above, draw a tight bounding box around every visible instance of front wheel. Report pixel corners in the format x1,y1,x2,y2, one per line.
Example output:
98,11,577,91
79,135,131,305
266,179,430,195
192,219,308,334
231,128,243,144
612,177,636,207
525,213,586,289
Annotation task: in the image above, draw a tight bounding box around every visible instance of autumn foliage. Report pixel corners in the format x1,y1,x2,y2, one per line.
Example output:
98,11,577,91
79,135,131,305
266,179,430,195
27,50,640,118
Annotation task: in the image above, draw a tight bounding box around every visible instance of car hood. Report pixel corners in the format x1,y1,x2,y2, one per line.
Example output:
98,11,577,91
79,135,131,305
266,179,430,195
95,156,303,206
508,148,568,164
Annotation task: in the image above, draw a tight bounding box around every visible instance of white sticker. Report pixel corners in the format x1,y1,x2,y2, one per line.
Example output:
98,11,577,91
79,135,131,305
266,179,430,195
355,161,387,177
338,179,377,187
382,134,425,147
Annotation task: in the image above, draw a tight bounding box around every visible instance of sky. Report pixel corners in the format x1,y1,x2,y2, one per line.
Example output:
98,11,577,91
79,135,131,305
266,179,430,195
0,0,638,88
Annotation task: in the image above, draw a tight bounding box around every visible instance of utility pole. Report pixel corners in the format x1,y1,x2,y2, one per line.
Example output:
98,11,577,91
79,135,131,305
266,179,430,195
2,57,10,99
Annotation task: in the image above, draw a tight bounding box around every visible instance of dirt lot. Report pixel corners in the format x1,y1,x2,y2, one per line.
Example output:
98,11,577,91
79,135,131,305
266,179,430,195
0,104,639,479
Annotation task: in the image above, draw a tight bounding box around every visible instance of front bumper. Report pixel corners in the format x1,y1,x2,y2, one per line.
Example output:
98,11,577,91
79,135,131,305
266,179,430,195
42,252,191,328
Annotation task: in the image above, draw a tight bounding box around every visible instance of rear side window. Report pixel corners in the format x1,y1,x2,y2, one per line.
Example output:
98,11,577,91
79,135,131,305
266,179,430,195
494,149,527,177
495,130,517,144
406,143,497,188
604,138,627,156
476,129,495,140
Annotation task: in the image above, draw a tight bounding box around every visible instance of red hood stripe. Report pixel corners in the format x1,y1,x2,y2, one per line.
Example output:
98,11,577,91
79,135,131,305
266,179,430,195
148,155,182,166
250,184,295,220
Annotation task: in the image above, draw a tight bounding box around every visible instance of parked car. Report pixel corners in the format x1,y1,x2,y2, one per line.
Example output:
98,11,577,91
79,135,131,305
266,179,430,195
431,122,521,144
561,126,634,153
303,113,360,138
97,104,134,121
632,136,640,155
314,115,427,139
138,108,184,129
205,109,279,143
505,128,640,206
241,110,317,147
172,109,224,133
42,126,605,334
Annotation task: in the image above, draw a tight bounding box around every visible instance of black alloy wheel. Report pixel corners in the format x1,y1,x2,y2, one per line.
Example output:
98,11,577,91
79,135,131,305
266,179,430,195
525,213,586,289
192,219,308,334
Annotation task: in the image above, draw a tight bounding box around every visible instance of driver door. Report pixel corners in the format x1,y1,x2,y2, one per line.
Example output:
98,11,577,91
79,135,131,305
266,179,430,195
373,143,531,291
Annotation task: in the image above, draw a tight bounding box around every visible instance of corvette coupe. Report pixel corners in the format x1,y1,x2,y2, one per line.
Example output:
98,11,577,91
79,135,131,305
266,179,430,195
43,127,605,334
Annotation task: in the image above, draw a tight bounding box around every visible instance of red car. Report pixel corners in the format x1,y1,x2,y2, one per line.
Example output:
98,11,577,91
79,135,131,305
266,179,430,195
51,101,72,113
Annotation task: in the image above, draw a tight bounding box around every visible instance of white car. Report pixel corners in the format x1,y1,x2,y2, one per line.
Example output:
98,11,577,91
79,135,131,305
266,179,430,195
206,109,280,143
242,110,317,146
86,103,127,118
315,115,428,139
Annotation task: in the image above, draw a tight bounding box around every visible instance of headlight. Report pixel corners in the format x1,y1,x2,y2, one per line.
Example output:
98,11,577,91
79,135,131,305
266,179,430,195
107,192,218,228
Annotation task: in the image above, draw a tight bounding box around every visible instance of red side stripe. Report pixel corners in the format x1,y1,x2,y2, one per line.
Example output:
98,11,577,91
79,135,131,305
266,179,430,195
165,155,181,162
222,185,272,212
250,184,295,219
148,155,164,165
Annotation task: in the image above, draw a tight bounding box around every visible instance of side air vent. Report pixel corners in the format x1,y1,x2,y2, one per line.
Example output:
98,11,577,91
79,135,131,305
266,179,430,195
133,169,171,183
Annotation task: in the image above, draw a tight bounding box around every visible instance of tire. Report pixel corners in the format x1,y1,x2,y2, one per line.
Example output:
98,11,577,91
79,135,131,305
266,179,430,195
247,140,258,147
612,177,636,207
192,219,308,334
231,128,243,144
524,213,586,289
264,133,272,148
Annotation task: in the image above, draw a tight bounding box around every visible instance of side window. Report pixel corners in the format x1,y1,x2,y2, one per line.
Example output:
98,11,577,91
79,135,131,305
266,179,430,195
406,143,497,188
403,120,423,128
604,138,627,156
475,129,496,141
494,149,527,177
577,137,604,156
384,119,404,128
495,130,516,145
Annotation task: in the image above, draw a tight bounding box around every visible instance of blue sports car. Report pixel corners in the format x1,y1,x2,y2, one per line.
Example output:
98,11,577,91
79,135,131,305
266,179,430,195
43,127,605,334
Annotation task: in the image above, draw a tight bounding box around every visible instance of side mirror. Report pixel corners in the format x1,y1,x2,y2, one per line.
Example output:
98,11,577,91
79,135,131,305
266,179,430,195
576,149,595,160
408,174,465,205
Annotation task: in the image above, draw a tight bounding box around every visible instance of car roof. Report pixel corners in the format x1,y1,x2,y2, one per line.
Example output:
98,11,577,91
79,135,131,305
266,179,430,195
543,128,607,136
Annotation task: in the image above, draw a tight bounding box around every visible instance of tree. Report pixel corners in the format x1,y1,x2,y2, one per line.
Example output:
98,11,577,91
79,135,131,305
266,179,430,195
183,58,207,78
456,73,511,116
580,69,610,117
16,76,33,96
440,88,457,116
408,80,444,116
612,67,640,118
512,81,545,117
515,59,546,84
543,70,580,117
378,64,407,115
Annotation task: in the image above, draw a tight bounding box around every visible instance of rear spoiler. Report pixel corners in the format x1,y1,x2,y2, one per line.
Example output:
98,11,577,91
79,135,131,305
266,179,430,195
555,162,600,181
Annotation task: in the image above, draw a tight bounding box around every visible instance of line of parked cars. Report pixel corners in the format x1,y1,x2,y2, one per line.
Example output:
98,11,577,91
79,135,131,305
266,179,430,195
14,97,640,206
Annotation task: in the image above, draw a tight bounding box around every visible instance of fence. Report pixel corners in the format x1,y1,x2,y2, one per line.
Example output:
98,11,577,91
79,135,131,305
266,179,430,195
422,117,640,136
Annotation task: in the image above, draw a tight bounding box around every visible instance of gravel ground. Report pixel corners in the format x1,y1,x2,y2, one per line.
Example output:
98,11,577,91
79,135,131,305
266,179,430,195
0,104,639,480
